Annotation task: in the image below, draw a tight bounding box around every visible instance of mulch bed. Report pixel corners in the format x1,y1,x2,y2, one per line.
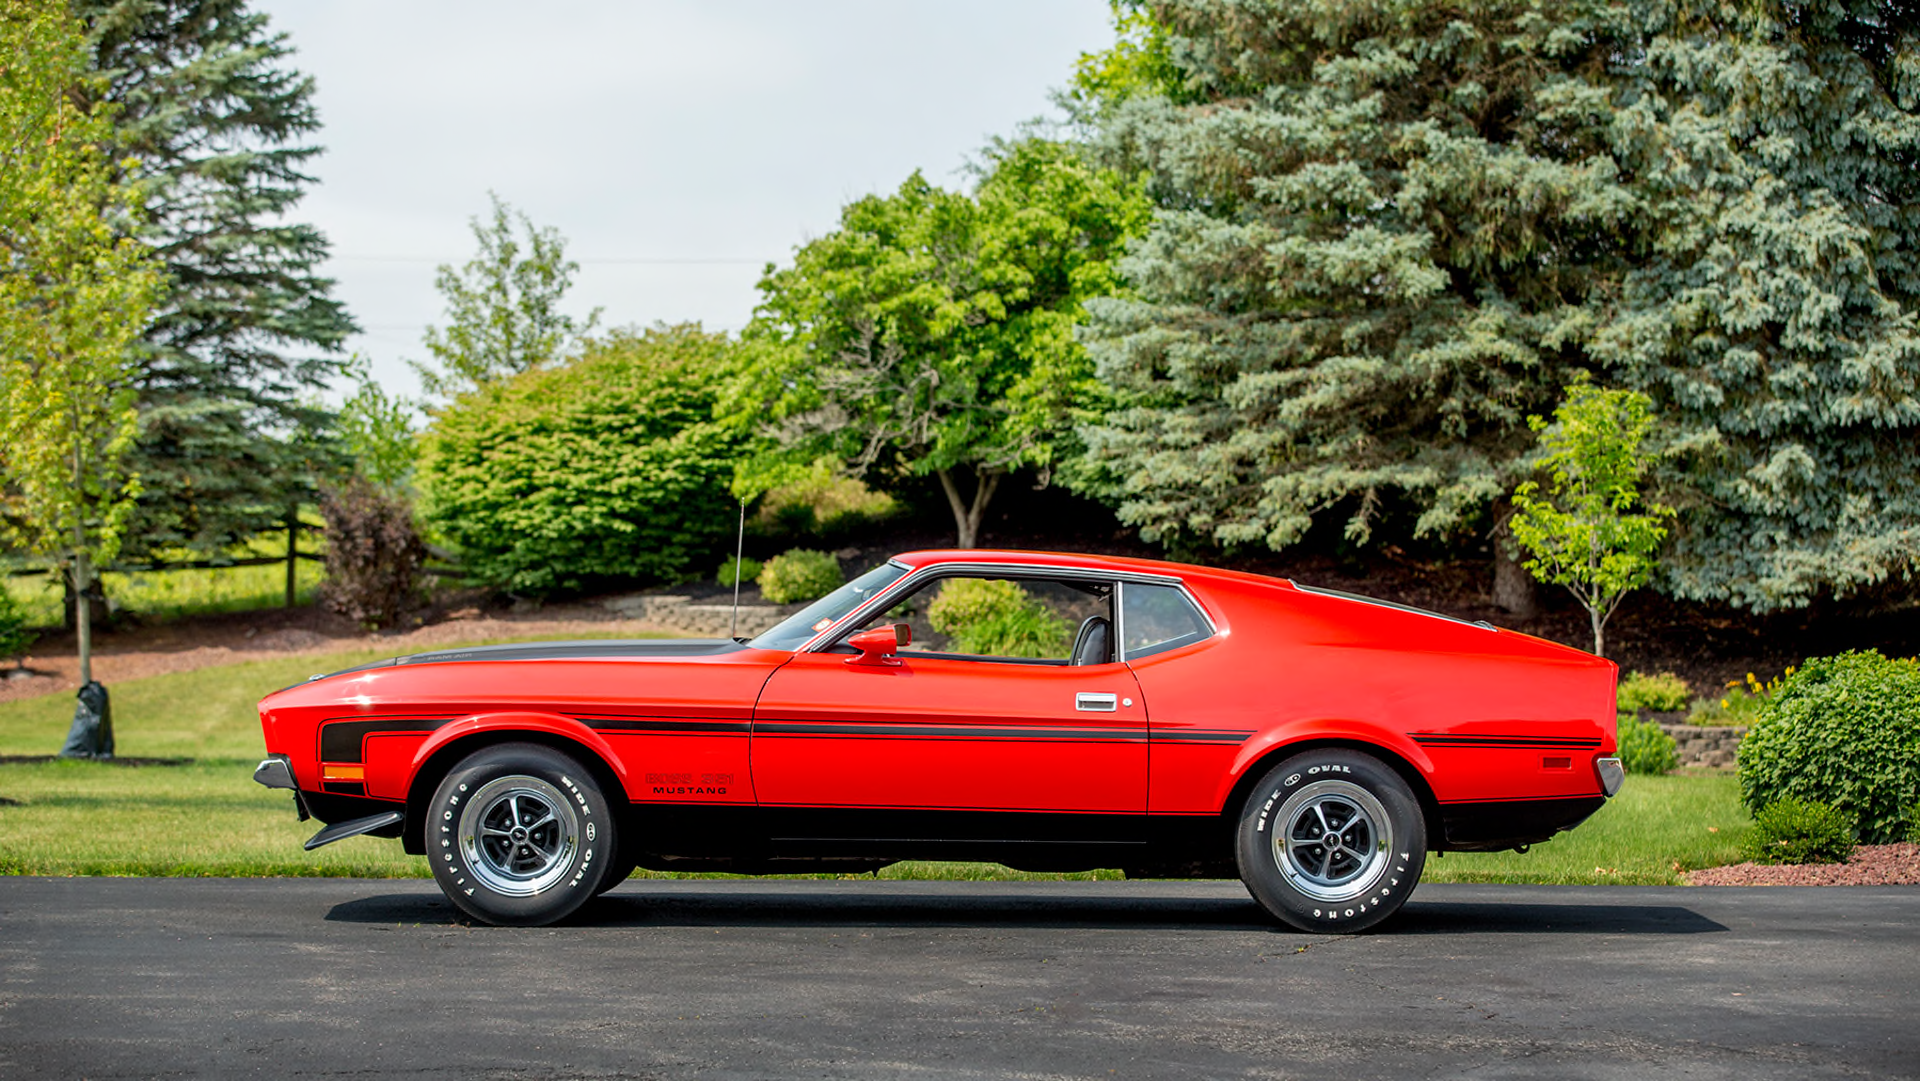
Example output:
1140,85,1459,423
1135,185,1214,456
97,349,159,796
1687,843,1920,886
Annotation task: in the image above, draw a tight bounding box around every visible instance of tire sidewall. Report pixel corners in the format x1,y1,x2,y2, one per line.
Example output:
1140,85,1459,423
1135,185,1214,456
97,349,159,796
1237,749,1427,933
429,743,616,926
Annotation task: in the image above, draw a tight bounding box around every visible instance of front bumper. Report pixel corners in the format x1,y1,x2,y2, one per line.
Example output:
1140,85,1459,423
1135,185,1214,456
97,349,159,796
253,754,310,821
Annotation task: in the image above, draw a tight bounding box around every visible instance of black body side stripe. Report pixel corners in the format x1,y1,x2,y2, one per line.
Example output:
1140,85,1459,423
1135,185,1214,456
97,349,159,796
1152,729,1256,745
319,718,455,763
1412,734,1603,748
576,718,752,735
754,721,1147,743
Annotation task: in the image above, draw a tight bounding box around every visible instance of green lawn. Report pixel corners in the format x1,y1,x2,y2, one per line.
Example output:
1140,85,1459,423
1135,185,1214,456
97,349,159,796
0,642,1750,883
1423,771,1752,885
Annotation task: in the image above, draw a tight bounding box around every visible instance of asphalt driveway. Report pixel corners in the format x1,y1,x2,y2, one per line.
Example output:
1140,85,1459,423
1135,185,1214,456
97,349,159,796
1,877,1915,1079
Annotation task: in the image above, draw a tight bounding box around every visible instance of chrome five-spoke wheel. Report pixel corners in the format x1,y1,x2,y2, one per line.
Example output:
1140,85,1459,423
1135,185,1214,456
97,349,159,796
462,777,579,896
1272,779,1392,903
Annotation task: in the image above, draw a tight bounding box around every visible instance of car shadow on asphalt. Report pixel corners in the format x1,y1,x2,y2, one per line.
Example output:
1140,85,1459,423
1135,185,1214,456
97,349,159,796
323,889,1727,935
1393,901,1728,935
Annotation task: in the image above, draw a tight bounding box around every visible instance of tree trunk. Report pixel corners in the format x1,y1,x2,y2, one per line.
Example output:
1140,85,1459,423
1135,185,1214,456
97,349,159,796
1590,606,1605,658
1490,499,1539,619
72,550,92,686
935,467,1002,548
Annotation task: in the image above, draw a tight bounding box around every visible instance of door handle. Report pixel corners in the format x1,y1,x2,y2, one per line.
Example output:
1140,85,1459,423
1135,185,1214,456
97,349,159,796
1075,692,1118,712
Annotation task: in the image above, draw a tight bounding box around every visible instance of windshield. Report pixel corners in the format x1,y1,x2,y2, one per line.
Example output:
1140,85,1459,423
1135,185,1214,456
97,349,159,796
749,561,910,651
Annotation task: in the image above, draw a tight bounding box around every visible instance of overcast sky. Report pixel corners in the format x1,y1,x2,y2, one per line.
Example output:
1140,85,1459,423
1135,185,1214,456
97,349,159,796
253,1,1115,400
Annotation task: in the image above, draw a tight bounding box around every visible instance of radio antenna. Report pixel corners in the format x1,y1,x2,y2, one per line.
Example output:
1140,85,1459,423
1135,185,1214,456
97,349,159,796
729,497,746,639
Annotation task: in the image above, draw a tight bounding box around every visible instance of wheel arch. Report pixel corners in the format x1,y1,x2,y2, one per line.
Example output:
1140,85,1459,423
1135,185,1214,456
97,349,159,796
1217,736,1443,850
402,720,629,856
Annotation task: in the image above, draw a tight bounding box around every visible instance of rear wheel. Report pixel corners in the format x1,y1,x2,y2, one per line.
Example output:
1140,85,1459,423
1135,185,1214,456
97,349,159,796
428,743,617,926
1236,749,1426,933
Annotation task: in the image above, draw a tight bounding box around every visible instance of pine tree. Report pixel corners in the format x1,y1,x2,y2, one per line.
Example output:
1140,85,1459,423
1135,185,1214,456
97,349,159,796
1591,0,1920,609
79,0,355,559
1070,0,1920,613
1069,0,1640,565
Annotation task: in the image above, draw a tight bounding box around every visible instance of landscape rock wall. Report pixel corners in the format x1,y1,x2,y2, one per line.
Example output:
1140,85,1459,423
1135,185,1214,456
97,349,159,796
602,594,786,638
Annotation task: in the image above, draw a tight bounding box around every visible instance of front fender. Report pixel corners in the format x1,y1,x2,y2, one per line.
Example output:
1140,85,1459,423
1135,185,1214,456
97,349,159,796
409,711,633,797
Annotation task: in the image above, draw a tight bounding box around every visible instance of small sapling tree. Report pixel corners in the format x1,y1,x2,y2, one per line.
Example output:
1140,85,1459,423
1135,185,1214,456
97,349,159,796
1,0,161,750
1509,384,1673,656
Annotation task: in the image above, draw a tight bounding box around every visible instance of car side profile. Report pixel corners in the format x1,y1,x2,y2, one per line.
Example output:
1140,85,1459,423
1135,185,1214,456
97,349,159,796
254,549,1623,931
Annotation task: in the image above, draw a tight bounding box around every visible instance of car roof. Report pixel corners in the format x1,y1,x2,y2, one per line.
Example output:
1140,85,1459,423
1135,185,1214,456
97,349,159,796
888,548,1290,591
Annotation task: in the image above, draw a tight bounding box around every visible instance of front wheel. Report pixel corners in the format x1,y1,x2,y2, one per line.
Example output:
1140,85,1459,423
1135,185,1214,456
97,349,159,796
428,743,618,926
1236,749,1427,933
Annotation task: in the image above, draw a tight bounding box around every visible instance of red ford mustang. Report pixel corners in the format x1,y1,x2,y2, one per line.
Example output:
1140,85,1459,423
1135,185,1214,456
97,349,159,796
254,549,1622,931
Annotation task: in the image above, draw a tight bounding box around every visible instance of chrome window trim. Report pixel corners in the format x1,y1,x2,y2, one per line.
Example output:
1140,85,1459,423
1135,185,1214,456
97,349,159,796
1115,579,1220,662
796,560,1194,655
1289,580,1497,631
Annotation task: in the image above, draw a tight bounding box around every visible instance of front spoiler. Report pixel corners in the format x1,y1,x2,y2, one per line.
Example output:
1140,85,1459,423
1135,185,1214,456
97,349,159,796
303,811,405,851
255,754,403,849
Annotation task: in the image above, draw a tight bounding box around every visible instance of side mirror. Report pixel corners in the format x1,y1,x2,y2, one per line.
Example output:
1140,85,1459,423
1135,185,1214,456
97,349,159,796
845,624,909,667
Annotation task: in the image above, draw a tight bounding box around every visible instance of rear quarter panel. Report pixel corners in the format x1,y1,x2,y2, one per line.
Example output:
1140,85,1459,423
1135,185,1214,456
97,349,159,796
1138,574,1617,814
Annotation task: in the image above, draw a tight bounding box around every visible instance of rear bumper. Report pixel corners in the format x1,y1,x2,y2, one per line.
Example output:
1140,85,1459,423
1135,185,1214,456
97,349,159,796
1437,795,1608,852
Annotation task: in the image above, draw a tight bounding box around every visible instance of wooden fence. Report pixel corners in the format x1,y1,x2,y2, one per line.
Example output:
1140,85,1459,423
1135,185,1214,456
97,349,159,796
3,512,322,609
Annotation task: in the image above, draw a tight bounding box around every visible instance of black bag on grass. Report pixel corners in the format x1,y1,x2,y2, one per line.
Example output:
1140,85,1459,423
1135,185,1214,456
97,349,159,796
59,681,114,759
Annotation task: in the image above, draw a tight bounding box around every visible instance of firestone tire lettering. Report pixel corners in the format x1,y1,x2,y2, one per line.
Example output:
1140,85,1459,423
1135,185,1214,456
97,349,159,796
1236,749,1427,934
427,742,618,927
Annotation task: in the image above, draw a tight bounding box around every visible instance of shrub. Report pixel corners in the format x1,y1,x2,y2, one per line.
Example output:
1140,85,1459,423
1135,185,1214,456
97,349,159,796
758,549,843,604
0,586,34,666
319,477,427,629
927,578,1070,659
717,555,762,589
1738,651,1920,844
1617,671,1690,713
927,578,1028,632
1741,798,1857,865
1616,713,1679,775
1686,669,1786,726
751,464,899,541
416,325,744,594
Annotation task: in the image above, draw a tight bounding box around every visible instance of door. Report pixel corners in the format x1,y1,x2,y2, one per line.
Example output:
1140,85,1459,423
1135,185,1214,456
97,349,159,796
750,573,1147,813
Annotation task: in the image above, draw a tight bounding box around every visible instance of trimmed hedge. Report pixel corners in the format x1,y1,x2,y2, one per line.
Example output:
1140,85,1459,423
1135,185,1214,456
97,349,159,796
926,578,1071,659
717,555,762,588
1741,798,1857,865
1738,650,1920,844
758,549,843,604
417,325,744,595
1618,671,1690,713
1616,713,1679,775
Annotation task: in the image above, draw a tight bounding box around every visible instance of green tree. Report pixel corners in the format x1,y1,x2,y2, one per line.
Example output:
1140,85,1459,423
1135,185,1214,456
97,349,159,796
417,324,742,594
1590,0,1920,610
335,357,418,494
81,0,357,560
737,139,1148,546
1509,384,1674,656
0,0,162,684
1068,0,1638,572
1070,0,1920,614
413,193,600,402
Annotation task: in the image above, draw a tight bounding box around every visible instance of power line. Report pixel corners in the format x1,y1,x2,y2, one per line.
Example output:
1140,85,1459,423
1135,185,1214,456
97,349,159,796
331,255,768,265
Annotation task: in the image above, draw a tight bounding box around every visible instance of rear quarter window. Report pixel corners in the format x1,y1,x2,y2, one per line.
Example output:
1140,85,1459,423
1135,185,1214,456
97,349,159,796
1121,583,1212,660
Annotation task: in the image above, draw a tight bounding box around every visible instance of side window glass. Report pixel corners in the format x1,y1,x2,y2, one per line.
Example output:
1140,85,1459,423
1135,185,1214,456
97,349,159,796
848,575,1111,664
1122,584,1211,660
